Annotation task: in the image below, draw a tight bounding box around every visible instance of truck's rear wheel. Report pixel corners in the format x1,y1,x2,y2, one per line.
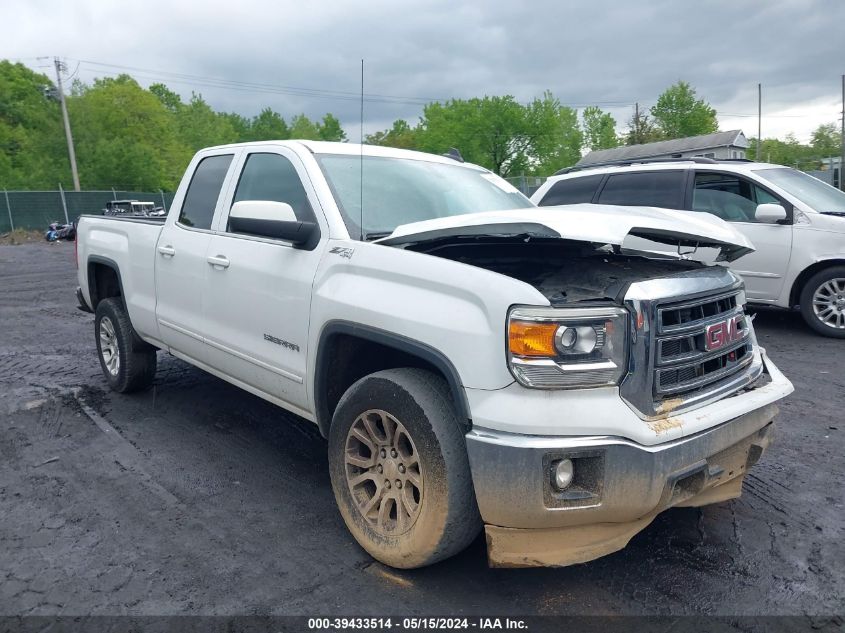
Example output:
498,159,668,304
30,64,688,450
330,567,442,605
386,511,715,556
328,368,481,568
799,266,845,338
94,298,157,392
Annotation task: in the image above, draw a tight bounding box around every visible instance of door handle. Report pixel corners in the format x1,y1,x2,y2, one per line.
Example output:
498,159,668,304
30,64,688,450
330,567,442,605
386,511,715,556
157,245,176,257
207,255,230,269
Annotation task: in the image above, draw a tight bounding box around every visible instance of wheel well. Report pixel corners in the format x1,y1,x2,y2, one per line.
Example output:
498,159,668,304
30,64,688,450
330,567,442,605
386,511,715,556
790,259,845,307
314,325,470,438
87,261,123,309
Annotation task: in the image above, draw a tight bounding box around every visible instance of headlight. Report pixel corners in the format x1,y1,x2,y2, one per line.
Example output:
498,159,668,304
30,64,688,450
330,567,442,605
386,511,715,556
507,306,628,389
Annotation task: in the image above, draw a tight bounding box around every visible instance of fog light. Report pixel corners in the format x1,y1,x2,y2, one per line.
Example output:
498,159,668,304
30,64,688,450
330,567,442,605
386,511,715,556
553,458,574,490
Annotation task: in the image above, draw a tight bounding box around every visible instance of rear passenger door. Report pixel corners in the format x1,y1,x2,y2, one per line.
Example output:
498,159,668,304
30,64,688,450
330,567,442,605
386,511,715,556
202,149,326,412
155,152,235,363
689,171,793,302
595,170,687,209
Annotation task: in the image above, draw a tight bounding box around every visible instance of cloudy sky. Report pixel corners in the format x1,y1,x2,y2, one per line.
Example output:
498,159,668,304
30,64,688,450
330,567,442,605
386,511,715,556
4,0,844,143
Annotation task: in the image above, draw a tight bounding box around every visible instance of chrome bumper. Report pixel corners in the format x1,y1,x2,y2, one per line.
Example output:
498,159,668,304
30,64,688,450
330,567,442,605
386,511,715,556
465,402,777,531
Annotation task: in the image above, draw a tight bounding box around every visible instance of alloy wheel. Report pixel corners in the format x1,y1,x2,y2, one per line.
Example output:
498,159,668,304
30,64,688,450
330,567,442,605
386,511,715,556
812,278,845,329
344,409,424,535
99,316,120,375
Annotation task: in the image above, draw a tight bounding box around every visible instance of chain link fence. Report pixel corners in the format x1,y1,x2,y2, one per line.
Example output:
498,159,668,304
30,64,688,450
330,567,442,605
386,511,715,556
505,175,547,197
1,189,175,233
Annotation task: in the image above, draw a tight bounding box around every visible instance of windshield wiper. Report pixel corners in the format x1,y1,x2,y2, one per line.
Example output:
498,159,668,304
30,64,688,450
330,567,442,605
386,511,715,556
362,231,393,241
820,211,845,217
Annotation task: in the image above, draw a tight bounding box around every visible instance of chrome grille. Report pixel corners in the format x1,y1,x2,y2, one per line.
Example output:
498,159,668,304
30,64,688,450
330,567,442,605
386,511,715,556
653,291,753,398
658,293,738,332
620,267,764,419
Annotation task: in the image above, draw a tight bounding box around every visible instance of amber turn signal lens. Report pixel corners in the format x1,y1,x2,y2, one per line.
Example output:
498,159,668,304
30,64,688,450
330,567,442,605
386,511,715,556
509,321,558,357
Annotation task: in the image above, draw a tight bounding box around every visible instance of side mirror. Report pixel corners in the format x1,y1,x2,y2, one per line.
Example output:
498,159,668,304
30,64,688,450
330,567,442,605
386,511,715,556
228,200,318,248
755,203,787,224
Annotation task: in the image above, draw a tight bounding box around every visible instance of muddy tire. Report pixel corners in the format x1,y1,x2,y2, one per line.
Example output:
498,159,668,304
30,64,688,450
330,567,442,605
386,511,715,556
94,298,157,393
328,368,481,569
799,266,845,338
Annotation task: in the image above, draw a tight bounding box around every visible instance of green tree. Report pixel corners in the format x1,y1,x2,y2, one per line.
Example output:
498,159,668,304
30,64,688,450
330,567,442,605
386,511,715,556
625,107,663,145
220,112,253,142
175,93,238,151
416,96,533,176
248,108,289,141
746,134,816,169
289,113,321,140
810,123,841,159
69,75,189,189
317,113,347,142
0,61,68,188
414,93,581,176
582,106,619,151
528,92,582,174
650,81,718,139
365,119,418,149
149,83,183,114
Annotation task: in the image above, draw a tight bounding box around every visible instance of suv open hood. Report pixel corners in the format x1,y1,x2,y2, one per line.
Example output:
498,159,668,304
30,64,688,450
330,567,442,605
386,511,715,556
375,203,754,262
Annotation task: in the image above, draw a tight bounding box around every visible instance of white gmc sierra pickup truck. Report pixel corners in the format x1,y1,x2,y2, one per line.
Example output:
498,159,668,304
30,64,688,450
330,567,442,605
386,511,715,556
76,140,793,569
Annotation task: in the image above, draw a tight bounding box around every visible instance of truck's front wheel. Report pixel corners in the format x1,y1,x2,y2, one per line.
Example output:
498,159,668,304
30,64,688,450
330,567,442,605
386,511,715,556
94,298,157,392
328,368,481,568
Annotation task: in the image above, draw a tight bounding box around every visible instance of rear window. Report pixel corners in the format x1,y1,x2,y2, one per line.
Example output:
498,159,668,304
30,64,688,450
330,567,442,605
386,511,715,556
178,154,234,230
538,174,603,206
597,171,685,209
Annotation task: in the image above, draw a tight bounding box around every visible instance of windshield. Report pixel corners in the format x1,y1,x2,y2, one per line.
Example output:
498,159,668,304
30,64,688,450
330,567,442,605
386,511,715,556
755,167,845,213
317,154,534,239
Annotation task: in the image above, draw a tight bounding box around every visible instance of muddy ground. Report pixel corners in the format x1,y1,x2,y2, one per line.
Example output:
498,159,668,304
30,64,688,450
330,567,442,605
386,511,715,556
1,242,843,620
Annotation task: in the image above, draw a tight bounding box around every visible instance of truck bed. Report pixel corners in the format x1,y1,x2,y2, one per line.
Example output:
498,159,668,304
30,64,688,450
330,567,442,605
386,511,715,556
76,214,166,347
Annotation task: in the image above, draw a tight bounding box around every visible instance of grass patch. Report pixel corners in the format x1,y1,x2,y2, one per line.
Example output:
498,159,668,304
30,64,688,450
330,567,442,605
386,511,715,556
0,229,45,245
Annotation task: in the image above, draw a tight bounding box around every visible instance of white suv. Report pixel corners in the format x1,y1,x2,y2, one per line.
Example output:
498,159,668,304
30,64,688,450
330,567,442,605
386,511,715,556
532,158,845,337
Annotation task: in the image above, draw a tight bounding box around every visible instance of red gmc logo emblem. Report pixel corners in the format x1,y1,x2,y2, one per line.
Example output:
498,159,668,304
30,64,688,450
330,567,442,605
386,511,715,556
705,315,745,352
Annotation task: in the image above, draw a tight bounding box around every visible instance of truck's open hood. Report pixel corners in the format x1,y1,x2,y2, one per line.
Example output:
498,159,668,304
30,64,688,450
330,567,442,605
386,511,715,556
375,203,755,262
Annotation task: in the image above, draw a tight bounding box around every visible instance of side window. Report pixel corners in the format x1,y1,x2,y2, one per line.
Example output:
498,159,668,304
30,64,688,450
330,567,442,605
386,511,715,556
597,171,685,209
754,185,780,205
178,154,234,229
231,153,314,226
538,174,603,206
693,172,759,222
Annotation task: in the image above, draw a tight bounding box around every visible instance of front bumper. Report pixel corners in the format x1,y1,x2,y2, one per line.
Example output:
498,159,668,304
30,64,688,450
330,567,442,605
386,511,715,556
465,355,791,567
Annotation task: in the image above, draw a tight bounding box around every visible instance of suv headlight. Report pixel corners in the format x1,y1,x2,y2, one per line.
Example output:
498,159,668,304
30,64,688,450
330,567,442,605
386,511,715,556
507,306,628,389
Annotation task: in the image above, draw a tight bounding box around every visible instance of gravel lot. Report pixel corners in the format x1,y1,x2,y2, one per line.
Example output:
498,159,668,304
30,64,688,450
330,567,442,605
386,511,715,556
1,242,843,621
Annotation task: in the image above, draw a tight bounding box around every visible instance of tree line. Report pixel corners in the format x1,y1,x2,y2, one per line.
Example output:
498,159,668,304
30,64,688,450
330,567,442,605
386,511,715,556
0,60,840,191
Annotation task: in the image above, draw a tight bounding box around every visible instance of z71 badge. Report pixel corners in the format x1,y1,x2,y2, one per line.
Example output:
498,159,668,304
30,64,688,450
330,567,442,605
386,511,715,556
329,246,355,259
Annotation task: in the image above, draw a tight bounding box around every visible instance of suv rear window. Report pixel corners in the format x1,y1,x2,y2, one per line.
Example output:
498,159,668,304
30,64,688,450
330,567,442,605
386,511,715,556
538,174,603,206
597,171,685,209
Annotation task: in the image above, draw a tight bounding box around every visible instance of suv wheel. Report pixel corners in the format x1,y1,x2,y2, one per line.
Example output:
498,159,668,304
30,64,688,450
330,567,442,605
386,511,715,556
799,266,845,338
328,368,481,568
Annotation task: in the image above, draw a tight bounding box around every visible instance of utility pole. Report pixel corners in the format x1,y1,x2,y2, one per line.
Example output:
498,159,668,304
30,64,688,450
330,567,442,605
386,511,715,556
840,74,844,191
634,102,640,144
757,83,762,161
54,57,80,191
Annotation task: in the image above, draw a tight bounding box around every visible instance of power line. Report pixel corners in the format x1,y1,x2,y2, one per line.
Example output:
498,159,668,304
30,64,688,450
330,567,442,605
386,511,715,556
70,57,639,109
76,59,442,105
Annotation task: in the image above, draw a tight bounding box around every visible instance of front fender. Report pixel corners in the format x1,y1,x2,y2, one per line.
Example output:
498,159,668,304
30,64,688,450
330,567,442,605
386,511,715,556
307,240,549,418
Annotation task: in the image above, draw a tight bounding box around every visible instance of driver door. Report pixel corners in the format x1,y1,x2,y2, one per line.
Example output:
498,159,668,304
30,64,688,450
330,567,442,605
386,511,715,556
202,149,325,412
690,171,793,302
